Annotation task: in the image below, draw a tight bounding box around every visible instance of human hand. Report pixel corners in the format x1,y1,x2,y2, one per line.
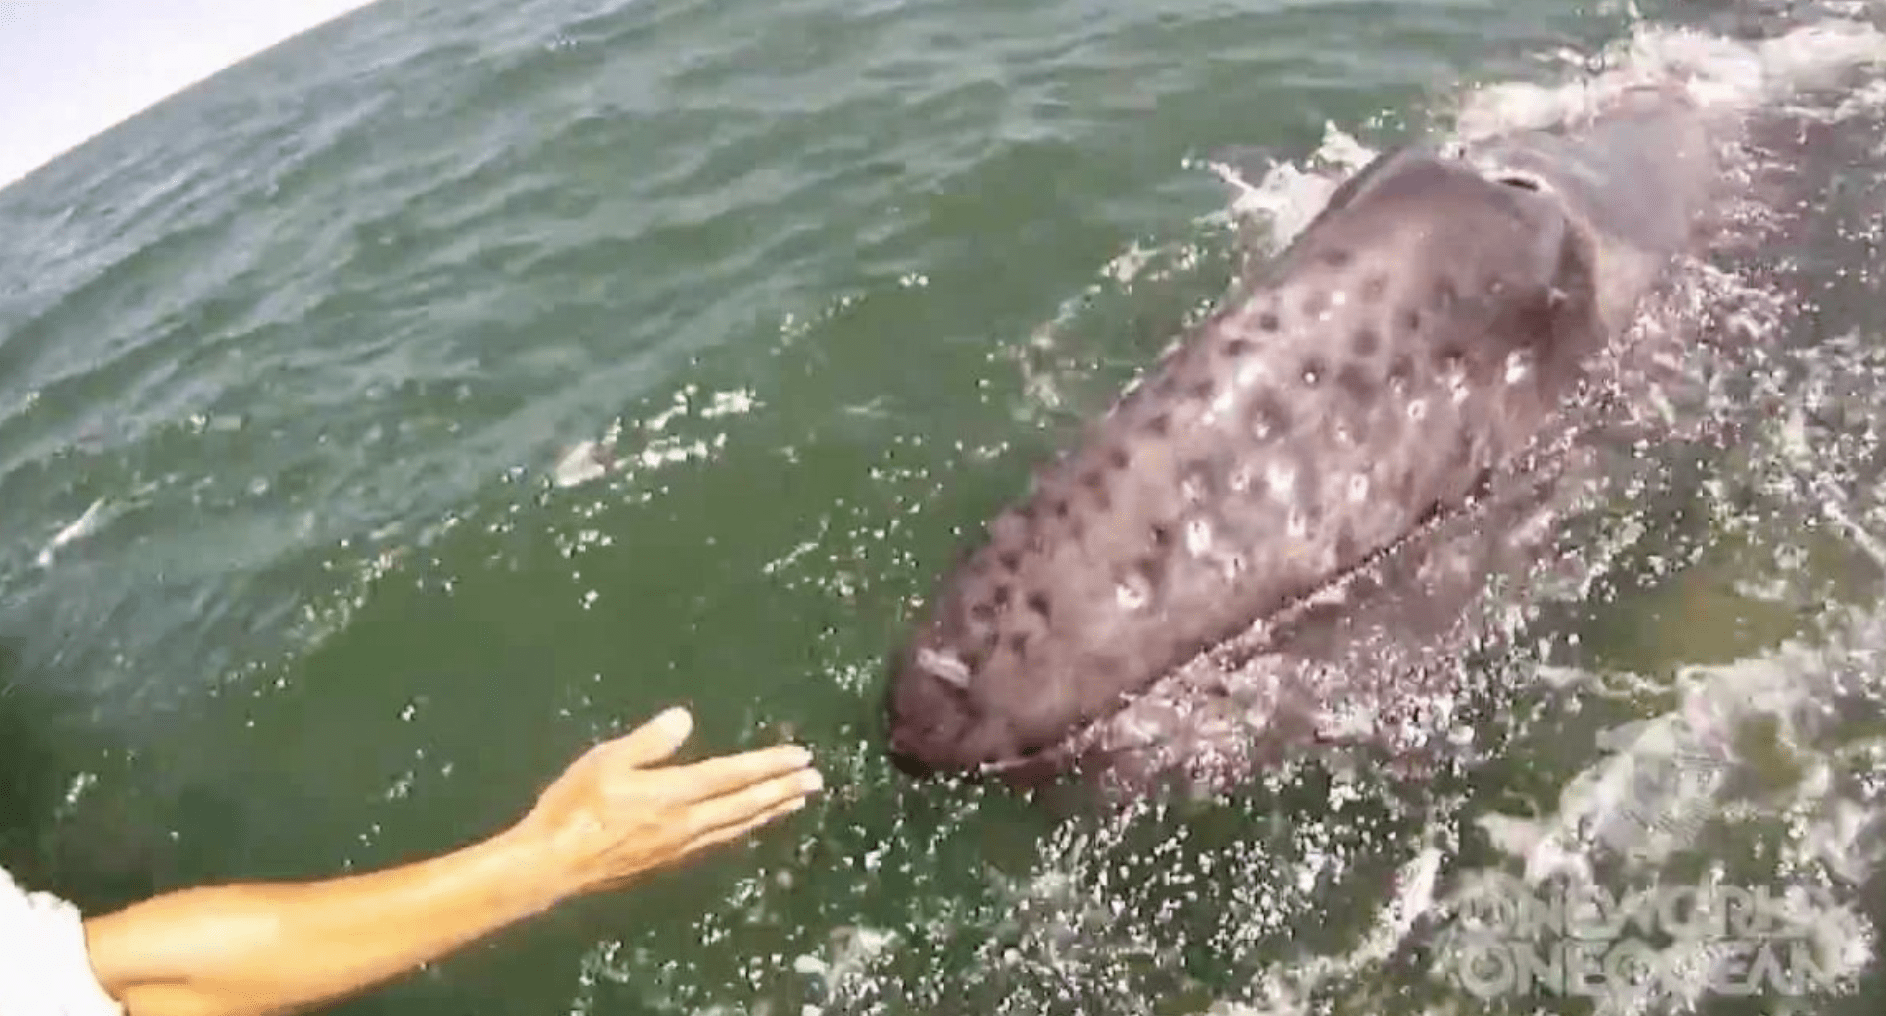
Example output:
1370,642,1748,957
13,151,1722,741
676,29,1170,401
509,706,823,903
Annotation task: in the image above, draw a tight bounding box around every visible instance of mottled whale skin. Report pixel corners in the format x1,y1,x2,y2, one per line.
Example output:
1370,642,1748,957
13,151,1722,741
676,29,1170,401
884,85,1719,781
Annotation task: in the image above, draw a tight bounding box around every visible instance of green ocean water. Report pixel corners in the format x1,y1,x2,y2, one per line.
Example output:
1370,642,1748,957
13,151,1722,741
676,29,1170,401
6,0,1886,1013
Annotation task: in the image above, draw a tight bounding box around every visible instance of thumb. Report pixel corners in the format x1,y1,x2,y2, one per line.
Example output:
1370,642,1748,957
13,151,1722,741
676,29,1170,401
605,706,695,768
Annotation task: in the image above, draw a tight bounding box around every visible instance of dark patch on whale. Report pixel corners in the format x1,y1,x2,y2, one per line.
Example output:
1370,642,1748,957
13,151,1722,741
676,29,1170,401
884,85,1720,781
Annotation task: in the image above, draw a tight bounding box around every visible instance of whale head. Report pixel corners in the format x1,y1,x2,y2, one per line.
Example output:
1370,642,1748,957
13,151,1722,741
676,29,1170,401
885,84,1720,781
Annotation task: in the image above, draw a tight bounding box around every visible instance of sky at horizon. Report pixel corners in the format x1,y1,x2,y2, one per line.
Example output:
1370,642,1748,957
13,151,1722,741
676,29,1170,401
0,0,383,188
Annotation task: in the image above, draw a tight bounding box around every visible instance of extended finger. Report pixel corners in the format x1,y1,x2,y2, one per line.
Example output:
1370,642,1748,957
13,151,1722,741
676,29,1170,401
672,743,817,801
688,795,809,854
685,767,823,835
595,707,695,769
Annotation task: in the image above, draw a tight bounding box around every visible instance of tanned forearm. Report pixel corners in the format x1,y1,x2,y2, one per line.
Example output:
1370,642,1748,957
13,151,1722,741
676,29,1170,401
81,826,561,1016
70,708,820,1016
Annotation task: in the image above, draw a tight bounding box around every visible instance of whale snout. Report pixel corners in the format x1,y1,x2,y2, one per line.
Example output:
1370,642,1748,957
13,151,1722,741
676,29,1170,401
883,634,996,776
886,629,1072,778
884,651,959,777
886,730,939,778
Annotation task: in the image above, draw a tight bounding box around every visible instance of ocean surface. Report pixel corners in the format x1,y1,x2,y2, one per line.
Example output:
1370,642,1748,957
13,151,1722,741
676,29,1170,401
6,0,1886,1013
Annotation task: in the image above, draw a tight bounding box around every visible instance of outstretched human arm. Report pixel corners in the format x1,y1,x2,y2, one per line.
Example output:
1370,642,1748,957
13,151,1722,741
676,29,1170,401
80,707,822,1016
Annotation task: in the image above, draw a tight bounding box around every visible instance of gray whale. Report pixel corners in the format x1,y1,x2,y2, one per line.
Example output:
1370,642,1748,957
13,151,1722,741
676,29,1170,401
884,84,1723,784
